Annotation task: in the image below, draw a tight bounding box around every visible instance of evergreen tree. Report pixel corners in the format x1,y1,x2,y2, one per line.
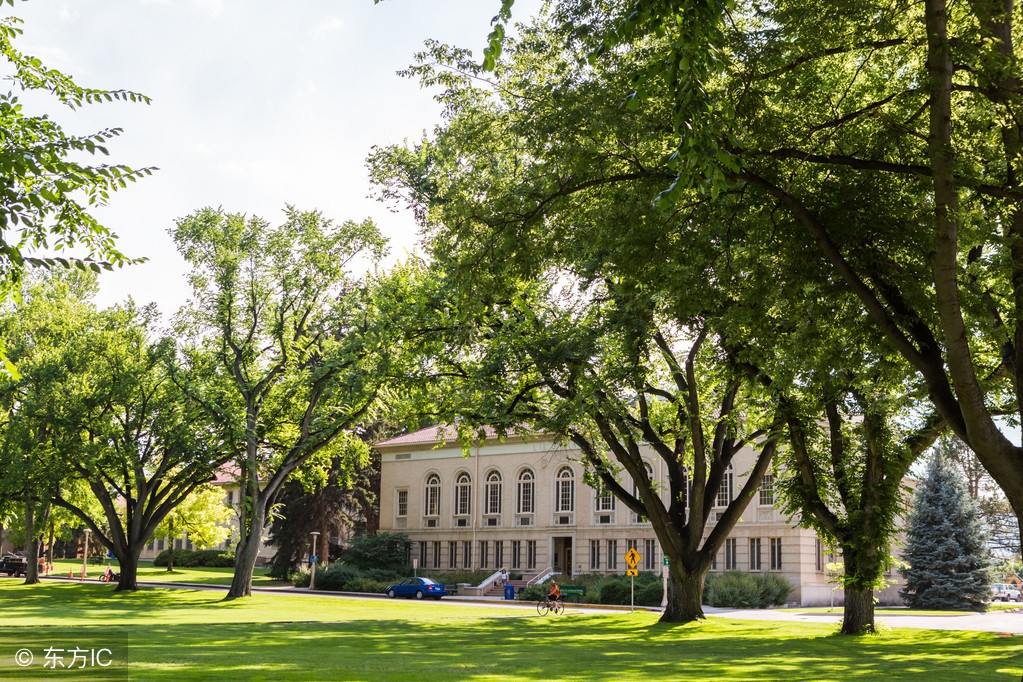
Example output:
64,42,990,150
900,449,993,609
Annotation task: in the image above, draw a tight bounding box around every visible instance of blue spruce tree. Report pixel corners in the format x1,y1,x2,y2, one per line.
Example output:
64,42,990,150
900,446,993,609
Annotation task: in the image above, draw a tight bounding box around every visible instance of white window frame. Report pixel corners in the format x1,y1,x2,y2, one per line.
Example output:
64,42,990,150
556,466,575,513
485,470,502,515
425,474,440,517
517,469,535,514
455,472,472,517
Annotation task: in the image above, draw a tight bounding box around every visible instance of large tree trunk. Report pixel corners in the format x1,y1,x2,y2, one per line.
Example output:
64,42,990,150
226,501,267,599
115,546,142,592
661,563,707,623
23,501,39,585
842,586,876,635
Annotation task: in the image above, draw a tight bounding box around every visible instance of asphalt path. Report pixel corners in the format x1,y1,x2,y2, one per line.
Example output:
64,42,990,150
14,575,1023,632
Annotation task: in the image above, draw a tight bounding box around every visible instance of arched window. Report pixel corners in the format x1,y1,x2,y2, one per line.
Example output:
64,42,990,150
424,474,440,516
455,472,472,516
517,469,534,514
556,466,575,513
716,465,734,507
485,470,502,515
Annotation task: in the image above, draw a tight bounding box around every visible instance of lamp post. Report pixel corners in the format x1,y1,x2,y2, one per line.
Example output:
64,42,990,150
82,529,91,576
309,532,321,591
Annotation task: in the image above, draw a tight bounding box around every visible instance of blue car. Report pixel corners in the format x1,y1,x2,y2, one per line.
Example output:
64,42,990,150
385,577,447,600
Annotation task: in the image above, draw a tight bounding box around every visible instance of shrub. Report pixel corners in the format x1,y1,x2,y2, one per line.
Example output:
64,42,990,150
153,549,235,568
704,571,792,608
292,570,310,588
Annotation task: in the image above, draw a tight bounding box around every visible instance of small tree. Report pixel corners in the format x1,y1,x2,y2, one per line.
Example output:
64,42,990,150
900,449,993,609
153,485,234,572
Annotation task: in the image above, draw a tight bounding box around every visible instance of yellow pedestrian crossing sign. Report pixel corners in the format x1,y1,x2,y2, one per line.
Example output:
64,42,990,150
626,568,639,577
624,548,641,568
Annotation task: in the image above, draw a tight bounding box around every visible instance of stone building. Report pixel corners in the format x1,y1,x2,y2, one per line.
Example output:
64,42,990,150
376,425,905,607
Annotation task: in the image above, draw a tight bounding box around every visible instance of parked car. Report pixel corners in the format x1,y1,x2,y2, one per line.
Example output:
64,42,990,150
992,583,1022,602
0,554,28,577
385,577,447,600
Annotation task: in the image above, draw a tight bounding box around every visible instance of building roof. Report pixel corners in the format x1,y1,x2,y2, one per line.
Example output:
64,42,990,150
374,424,537,448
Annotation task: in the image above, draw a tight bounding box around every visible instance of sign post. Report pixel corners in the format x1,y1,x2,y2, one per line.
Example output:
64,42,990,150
661,556,669,608
624,548,641,611
309,532,320,590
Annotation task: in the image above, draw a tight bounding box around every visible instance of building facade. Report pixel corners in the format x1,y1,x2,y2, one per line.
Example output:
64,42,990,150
376,425,905,607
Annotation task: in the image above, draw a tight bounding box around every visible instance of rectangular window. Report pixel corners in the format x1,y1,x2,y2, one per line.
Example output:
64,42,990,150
426,483,440,516
433,541,441,569
716,470,733,507
644,539,656,570
725,538,737,570
590,540,600,570
511,541,521,569
595,487,615,512
815,538,823,573
175,538,183,550
759,475,774,506
463,541,472,569
495,541,504,568
750,538,762,571
419,542,427,568
607,540,618,570
712,552,717,571
396,489,408,517
487,481,501,515
147,541,155,551
227,490,234,506
557,480,575,513
456,483,471,516
627,539,638,552
449,541,457,569
527,540,537,570
157,538,165,551
770,538,783,570
518,478,534,514
480,541,489,569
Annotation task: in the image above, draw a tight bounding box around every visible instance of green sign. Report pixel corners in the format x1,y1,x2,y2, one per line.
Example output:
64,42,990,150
663,556,669,566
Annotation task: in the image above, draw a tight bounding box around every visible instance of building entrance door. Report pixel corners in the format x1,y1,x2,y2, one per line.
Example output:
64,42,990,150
552,536,573,576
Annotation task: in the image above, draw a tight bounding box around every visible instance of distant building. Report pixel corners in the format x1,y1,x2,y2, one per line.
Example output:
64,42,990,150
376,425,906,606
138,470,274,565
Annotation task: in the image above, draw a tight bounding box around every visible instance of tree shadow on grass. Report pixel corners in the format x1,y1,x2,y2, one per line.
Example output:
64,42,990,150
3,614,1021,681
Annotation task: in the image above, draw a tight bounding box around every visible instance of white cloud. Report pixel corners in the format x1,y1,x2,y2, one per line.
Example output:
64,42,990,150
194,0,223,17
57,6,78,22
311,16,343,36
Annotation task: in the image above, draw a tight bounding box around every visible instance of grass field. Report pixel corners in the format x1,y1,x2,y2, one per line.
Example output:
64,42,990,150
1,582,1022,681
47,559,286,587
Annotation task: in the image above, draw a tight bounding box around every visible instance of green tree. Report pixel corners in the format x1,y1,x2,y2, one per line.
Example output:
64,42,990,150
0,1,152,301
172,206,391,599
900,448,994,609
153,484,234,572
531,0,1023,552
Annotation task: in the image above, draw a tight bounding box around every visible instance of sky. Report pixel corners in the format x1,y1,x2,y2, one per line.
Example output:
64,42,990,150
7,0,544,314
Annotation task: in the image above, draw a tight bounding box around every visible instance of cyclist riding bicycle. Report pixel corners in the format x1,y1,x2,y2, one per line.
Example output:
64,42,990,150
546,580,561,606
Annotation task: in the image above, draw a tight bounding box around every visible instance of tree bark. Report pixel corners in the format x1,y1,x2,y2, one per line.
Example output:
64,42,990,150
842,585,876,635
167,518,175,572
114,545,142,592
23,501,39,585
661,562,708,623
226,501,267,599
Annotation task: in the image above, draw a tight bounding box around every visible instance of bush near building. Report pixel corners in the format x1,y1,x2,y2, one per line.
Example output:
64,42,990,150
704,571,792,608
153,549,235,568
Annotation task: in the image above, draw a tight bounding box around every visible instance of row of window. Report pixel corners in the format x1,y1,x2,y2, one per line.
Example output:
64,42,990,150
417,539,539,571
400,468,775,518
714,537,783,571
588,539,661,571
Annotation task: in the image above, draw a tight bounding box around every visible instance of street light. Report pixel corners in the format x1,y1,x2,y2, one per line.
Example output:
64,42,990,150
82,529,91,577
309,532,321,591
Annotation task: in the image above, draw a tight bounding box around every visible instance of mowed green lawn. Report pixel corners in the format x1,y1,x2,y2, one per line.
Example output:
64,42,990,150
47,559,286,587
1,582,1021,681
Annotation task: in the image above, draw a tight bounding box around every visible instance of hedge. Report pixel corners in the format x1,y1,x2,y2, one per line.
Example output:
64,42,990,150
152,549,235,568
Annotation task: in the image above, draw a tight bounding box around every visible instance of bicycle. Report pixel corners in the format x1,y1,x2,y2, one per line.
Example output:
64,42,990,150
536,596,564,616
